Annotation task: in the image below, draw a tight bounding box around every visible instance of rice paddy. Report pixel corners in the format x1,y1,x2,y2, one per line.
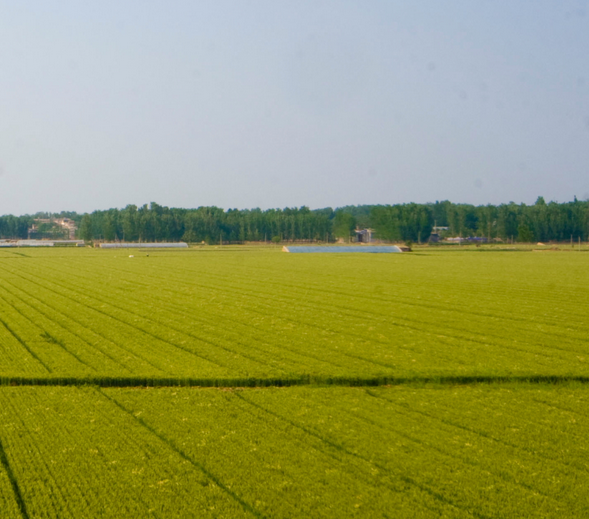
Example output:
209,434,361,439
0,246,588,517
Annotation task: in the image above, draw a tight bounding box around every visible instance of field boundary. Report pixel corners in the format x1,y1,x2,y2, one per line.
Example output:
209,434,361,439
2,374,589,388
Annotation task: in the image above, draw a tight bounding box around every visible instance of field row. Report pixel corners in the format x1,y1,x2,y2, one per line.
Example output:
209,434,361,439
1,384,588,518
0,248,588,381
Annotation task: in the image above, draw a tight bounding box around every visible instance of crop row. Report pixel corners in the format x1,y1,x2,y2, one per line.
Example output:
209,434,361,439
55,251,589,351
1,248,588,381
1,384,588,518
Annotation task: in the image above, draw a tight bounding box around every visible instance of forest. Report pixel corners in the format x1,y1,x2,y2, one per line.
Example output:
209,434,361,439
1,197,588,243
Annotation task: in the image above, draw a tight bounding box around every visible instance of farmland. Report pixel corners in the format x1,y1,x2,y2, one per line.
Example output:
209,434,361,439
1,384,589,517
0,246,588,517
0,247,588,384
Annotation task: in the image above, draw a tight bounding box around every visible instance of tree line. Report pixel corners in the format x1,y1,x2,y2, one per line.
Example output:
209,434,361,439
1,198,588,243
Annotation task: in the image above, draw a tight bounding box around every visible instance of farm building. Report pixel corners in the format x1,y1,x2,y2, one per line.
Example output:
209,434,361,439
355,228,374,243
28,218,78,240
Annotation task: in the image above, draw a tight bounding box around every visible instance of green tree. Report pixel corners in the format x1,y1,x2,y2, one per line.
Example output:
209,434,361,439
102,214,116,241
78,215,93,242
517,223,534,243
333,210,356,239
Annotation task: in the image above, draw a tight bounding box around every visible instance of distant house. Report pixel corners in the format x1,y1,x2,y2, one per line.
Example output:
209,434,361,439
430,226,449,243
54,218,78,239
28,217,78,240
355,229,374,243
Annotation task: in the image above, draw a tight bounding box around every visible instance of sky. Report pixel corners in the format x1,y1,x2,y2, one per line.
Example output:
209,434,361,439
1,1,588,215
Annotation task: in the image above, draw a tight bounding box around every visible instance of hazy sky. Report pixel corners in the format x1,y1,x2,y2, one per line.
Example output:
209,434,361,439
1,1,588,214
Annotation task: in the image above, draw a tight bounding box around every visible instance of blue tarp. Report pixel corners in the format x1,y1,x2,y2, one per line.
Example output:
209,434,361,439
283,246,402,253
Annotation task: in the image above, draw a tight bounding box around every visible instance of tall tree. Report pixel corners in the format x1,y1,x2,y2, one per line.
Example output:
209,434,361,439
78,215,93,242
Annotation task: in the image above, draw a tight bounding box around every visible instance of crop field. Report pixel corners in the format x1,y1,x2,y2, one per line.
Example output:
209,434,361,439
0,246,588,517
1,384,589,518
0,247,588,384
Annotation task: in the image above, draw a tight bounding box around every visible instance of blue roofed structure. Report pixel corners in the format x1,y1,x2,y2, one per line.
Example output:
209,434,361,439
283,246,403,253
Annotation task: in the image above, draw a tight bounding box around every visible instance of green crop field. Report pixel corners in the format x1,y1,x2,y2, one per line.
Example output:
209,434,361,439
1,246,588,384
0,246,588,517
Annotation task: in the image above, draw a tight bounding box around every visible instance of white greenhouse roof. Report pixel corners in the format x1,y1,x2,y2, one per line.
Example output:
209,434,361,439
99,242,189,249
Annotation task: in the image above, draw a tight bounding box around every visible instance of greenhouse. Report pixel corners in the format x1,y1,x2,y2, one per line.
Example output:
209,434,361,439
99,242,189,249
